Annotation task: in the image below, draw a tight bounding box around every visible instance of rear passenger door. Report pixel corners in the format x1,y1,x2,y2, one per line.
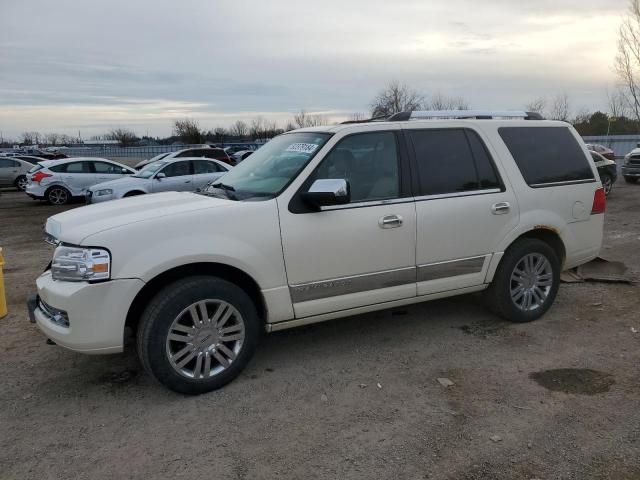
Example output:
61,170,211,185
0,158,19,186
52,161,96,194
407,128,519,296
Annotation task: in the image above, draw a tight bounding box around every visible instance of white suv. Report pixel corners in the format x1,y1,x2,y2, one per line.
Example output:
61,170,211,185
28,111,605,394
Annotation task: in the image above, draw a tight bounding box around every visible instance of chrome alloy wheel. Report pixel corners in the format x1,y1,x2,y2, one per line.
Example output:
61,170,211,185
48,188,68,205
510,253,553,311
166,300,245,379
16,176,28,191
602,176,613,195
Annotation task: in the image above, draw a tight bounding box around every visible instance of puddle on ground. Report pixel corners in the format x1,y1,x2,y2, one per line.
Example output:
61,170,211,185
98,369,138,386
530,368,614,395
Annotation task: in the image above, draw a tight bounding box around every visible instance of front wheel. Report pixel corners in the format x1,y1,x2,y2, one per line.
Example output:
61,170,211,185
137,276,260,394
600,173,613,196
485,239,560,323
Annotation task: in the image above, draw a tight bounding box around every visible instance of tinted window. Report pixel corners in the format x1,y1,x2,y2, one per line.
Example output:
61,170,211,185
177,149,206,158
193,160,223,174
312,131,399,202
499,127,594,186
64,162,91,173
409,129,500,195
93,161,123,174
162,161,191,177
203,149,227,159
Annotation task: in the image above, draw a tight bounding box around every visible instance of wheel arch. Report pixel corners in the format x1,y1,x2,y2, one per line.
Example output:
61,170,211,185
486,227,566,283
125,262,267,341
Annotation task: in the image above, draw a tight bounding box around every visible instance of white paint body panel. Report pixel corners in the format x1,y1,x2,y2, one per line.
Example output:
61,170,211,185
34,119,604,354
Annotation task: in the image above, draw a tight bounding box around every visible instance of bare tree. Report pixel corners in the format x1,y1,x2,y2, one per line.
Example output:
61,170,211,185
608,88,630,118
370,81,424,117
348,112,367,122
230,120,249,138
525,97,547,114
284,120,296,132
45,133,60,146
426,92,470,110
106,128,138,147
173,118,203,144
572,108,592,125
292,110,326,128
549,93,570,121
213,127,227,144
250,117,266,141
616,0,640,121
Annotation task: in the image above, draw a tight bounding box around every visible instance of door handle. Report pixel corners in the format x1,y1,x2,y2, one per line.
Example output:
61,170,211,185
491,202,511,215
379,214,403,229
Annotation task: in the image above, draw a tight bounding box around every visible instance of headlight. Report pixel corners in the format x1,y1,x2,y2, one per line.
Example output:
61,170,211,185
51,245,111,282
94,189,113,196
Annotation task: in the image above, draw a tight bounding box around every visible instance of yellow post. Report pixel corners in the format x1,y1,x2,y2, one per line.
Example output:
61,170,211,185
0,247,7,319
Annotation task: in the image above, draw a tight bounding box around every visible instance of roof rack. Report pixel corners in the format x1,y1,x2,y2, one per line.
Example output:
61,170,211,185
387,110,544,121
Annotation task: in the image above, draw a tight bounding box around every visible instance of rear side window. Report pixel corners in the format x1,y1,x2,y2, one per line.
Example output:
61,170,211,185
499,127,594,186
0,159,18,168
408,129,502,196
50,162,91,173
162,161,192,177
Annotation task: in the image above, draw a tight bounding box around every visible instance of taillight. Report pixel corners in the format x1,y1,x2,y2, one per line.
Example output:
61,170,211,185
591,187,606,214
31,171,52,183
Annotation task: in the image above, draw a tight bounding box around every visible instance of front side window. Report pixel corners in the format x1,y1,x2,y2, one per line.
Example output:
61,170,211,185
499,127,594,186
93,161,122,174
193,160,223,174
0,159,18,168
203,132,331,199
133,161,168,178
409,129,501,196
310,131,400,202
162,161,191,177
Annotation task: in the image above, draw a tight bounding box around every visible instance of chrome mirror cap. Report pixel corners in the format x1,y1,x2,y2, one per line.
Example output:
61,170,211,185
302,179,350,209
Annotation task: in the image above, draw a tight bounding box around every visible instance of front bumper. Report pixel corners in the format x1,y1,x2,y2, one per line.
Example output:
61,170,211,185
30,271,145,354
622,165,640,177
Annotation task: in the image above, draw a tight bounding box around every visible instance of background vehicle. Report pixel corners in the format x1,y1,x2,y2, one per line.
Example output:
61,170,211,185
134,147,234,170
589,151,617,195
586,143,615,161
86,157,231,203
25,157,135,204
232,150,253,162
622,147,640,183
0,157,36,190
31,111,605,394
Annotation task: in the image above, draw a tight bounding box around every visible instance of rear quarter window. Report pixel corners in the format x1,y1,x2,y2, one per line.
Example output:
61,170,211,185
499,127,594,186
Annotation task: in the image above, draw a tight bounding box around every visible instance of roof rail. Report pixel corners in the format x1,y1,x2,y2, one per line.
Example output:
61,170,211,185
340,115,391,125
387,110,545,121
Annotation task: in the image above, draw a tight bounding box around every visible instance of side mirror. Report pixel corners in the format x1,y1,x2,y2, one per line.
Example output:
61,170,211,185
156,172,166,180
301,179,350,209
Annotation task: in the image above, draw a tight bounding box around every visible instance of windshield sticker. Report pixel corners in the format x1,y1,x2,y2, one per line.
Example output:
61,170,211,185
285,143,319,154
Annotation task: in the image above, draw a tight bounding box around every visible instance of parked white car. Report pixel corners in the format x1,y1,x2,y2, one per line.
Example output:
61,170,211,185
29,110,605,394
86,157,232,203
25,157,135,204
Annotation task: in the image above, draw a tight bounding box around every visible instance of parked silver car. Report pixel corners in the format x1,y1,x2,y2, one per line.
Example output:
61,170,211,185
25,157,136,204
0,157,38,190
86,157,231,204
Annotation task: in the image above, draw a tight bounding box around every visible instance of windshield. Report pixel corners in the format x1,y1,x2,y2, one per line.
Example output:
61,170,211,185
133,161,168,178
203,132,330,199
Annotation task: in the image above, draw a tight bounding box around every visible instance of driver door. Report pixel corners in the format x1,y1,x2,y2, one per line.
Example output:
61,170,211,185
277,129,417,319
151,160,194,192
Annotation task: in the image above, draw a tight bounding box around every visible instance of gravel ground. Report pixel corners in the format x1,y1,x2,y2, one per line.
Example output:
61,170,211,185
0,182,638,480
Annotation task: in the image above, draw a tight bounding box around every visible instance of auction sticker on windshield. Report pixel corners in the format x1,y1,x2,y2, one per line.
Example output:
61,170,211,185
285,143,319,154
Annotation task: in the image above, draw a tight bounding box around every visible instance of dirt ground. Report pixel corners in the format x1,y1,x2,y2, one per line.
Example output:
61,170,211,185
0,182,638,480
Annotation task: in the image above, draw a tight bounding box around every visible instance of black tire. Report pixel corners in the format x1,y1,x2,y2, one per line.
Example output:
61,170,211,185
124,191,144,197
484,238,560,323
14,175,28,191
46,186,71,205
600,173,613,196
137,276,260,394
624,176,638,184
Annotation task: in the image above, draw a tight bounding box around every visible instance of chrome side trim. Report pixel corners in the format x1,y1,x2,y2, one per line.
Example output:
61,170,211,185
529,179,595,188
289,266,416,303
320,197,412,211
417,255,486,282
413,189,501,202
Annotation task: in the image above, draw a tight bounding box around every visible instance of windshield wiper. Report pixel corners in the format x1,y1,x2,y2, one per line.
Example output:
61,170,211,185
212,182,235,191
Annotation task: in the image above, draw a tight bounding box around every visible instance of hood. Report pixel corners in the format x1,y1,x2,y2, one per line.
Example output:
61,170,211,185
46,191,234,245
89,176,143,191
626,148,640,158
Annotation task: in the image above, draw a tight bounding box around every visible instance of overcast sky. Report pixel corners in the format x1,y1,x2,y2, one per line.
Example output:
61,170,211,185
0,0,628,139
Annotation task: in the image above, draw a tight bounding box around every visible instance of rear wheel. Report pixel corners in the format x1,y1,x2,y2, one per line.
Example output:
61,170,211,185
137,276,260,394
124,191,144,197
485,238,560,323
624,176,638,184
46,186,71,205
14,175,28,191
600,173,613,196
